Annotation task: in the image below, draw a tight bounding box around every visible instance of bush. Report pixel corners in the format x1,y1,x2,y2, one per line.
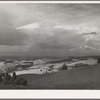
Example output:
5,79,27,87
20,79,27,86
5,73,11,81
14,78,27,86
61,63,68,70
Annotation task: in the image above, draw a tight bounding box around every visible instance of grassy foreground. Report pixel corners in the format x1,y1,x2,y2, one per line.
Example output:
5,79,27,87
1,64,100,89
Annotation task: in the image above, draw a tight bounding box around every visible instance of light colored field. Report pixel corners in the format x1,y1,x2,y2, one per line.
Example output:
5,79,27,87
10,58,97,75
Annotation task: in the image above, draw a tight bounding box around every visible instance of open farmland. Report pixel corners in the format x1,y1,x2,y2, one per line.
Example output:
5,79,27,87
0,63,100,89
17,63,100,89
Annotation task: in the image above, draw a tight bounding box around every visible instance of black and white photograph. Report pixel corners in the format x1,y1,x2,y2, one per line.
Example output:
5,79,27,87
0,2,100,90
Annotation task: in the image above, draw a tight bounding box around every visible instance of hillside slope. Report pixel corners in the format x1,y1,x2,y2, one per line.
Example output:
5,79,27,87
1,64,100,89
19,64,100,89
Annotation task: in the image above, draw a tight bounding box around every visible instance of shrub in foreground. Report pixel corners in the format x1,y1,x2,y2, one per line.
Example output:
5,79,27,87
14,78,27,86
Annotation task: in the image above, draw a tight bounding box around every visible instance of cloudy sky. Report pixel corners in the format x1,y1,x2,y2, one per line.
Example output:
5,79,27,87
0,3,100,57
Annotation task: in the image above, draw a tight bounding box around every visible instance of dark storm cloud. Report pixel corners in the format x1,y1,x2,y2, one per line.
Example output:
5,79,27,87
0,27,29,46
1,3,100,56
36,42,74,50
26,27,84,53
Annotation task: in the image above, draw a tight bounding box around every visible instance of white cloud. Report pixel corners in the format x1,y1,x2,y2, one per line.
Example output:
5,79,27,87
55,24,100,34
55,25,80,31
16,23,40,32
16,22,56,37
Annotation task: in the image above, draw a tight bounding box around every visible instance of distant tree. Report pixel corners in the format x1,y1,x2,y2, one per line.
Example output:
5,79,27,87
3,72,10,85
1,73,5,77
8,74,11,81
0,75,3,82
12,72,17,80
97,57,100,63
40,70,42,72
5,72,9,81
46,71,47,74
61,63,68,70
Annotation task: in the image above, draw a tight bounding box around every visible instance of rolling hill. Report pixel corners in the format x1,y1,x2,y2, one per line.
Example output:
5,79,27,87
17,63,100,89
0,63,100,89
